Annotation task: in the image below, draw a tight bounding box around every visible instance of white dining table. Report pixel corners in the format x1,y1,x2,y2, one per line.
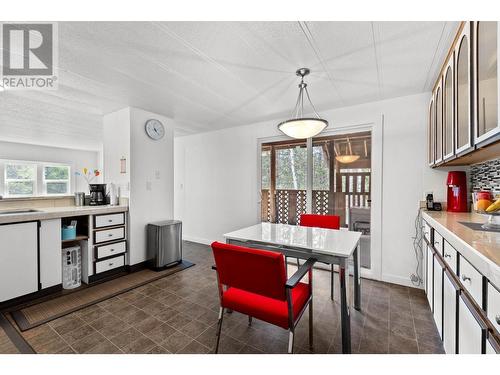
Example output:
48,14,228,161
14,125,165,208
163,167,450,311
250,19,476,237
223,222,362,354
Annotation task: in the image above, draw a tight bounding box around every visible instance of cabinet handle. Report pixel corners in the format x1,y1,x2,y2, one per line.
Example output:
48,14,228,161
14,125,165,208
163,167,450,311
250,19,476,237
434,241,440,246
108,233,113,237
110,248,114,252
444,253,451,258
109,263,114,267
461,275,471,283
496,315,500,325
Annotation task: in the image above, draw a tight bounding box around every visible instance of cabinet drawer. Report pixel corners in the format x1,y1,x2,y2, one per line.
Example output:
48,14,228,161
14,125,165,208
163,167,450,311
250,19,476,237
96,241,126,260
458,293,488,354
443,241,457,274
95,255,125,274
423,222,431,242
95,227,125,244
433,231,443,254
459,257,483,306
487,282,500,334
95,213,125,228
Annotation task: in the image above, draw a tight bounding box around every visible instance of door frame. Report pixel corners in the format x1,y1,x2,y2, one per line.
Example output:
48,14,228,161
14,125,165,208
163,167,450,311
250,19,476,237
256,121,382,282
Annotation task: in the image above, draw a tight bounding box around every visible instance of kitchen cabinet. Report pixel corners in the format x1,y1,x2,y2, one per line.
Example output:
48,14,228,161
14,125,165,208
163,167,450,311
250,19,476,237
426,244,434,310
39,219,62,289
487,281,500,334
458,293,488,353
473,21,500,147
443,240,457,274
455,22,474,156
443,54,455,161
459,256,483,306
433,255,444,338
443,270,459,354
428,98,436,166
435,80,444,164
0,222,39,302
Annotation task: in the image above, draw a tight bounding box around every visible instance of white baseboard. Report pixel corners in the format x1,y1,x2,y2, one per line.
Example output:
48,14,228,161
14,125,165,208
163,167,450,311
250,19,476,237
183,235,212,246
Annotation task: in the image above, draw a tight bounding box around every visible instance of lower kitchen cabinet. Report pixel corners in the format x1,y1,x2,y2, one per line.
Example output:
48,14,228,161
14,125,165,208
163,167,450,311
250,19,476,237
433,256,444,338
426,244,434,310
443,270,460,353
487,282,500,334
458,293,488,353
39,219,62,289
0,222,39,302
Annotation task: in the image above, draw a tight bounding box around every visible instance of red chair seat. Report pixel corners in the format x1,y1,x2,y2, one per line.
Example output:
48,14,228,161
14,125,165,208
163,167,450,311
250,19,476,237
221,282,310,329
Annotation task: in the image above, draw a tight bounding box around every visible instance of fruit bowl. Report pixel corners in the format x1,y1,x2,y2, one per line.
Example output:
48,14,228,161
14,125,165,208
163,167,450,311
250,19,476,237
475,210,500,230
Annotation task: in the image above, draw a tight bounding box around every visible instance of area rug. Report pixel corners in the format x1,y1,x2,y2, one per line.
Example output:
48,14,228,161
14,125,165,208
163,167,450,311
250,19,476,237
10,260,194,331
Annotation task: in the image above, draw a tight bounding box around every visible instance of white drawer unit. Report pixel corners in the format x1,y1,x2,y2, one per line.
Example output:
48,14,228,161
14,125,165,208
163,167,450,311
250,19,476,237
459,257,483,306
95,254,125,274
94,227,125,244
95,212,125,228
95,240,126,260
487,282,500,334
433,230,443,255
443,270,460,354
423,221,431,242
426,244,434,310
443,241,457,275
458,293,488,354
433,256,444,338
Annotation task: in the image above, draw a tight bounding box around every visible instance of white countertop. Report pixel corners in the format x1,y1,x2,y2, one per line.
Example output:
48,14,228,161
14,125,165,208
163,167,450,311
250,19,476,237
422,210,500,288
0,205,128,224
224,222,361,258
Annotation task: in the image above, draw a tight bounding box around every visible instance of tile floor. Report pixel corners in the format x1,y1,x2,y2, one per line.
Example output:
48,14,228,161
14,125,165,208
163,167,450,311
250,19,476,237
7,241,444,354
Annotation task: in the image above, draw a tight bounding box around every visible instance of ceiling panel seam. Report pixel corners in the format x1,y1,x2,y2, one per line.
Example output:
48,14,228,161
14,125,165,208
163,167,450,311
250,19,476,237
422,22,447,92
371,22,383,100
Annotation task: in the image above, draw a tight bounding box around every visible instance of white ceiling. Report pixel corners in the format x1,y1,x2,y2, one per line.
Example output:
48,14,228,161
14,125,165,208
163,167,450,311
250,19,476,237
0,21,459,150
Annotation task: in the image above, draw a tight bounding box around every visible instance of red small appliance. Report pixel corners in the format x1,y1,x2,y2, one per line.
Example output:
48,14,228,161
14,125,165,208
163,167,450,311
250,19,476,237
446,171,468,212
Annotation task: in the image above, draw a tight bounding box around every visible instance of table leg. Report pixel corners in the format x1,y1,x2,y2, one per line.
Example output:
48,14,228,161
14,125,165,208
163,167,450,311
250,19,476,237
339,258,351,354
353,243,361,311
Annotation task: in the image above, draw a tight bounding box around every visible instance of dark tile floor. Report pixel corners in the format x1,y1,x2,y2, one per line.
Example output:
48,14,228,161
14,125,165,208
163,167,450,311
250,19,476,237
8,241,444,354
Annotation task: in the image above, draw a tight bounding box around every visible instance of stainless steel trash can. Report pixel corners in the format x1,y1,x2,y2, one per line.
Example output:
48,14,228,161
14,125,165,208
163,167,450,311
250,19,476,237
147,220,182,270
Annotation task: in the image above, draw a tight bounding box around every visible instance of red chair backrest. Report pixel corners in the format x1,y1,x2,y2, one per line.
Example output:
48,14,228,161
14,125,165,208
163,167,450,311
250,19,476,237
211,241,287,301
300,214,340,230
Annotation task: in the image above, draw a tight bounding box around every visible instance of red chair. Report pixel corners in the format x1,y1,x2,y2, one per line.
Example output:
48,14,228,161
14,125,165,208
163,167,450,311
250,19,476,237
299,214,340,301
211,241,316,354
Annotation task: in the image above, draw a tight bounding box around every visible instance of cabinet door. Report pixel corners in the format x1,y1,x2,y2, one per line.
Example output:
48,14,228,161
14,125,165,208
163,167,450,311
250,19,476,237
443,270,459,354
428,99,435,166
426,245,434,310
433,256,444,338
458,293,487,353
487,281,500,334
0,222,39,302
443,55,455,160
455,22,474,155
473,21,500,146
435,80,444,164
40,219,62,289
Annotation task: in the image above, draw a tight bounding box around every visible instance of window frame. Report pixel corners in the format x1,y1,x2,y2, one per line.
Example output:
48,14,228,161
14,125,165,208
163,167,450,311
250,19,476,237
42,164,71,196
3,161,38,198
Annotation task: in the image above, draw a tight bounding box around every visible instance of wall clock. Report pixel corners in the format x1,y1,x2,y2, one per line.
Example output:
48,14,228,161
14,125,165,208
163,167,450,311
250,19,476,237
145,119,165,140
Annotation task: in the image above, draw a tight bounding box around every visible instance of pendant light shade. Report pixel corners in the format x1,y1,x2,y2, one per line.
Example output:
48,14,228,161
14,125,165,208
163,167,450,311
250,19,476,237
335,137,359,164
278,68,328,139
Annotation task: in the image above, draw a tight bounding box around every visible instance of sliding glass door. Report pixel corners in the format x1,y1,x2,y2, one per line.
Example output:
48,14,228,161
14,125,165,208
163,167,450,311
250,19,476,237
261,131,372,268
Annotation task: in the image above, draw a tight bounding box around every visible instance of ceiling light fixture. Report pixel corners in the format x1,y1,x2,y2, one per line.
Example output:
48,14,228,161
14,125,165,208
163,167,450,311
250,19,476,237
278,68,328,139
335,137,360,164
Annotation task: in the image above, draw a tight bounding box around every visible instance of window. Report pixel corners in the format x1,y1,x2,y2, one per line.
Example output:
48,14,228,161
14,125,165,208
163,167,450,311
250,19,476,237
261,149,271,190
43,165,70,195
275,145,307,190
4,163,37,197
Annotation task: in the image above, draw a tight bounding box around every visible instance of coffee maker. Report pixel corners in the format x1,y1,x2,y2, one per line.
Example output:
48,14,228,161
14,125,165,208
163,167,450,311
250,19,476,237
89,184,107,206
446,171,468,212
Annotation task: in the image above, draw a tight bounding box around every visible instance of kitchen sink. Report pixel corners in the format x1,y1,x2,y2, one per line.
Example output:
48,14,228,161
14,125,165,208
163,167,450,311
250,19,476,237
0,209,43,215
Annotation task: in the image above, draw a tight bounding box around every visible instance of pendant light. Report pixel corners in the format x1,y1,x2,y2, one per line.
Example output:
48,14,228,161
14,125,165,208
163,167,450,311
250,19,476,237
278,68,328,139
335,137,360,164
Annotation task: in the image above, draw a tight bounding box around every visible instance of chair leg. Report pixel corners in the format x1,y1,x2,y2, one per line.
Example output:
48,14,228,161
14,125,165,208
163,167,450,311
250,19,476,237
296,258,300,268
248,316,252,326
330,264,334,300
214,307,225,354
288,329,295,354
308,300,313,349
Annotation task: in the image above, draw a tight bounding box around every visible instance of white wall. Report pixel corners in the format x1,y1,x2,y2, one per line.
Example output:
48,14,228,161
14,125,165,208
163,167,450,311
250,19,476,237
174,92,456,287
0,140,101,194
103,107,174,266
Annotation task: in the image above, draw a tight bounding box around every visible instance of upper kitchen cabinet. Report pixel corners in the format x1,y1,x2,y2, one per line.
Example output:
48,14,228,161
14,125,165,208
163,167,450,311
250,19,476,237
455,23,474,156
473,21,500,147
435,80,444,164
443,55,455,161
428,98,435,166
